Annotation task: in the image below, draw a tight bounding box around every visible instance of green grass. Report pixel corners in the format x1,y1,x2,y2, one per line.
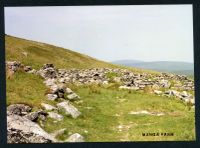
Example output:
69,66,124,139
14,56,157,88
6,72,195,141
42,84,195,141
6,71,57,110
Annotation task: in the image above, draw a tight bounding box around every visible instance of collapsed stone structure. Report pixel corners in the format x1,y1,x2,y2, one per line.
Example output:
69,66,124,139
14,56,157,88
6,61,195,143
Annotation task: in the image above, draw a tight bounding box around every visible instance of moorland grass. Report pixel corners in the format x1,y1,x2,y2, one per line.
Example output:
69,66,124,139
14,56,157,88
6,73,195,141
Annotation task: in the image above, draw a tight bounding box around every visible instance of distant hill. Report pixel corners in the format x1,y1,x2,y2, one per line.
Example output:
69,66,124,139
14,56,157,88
112,60,143,65
112,60,194,76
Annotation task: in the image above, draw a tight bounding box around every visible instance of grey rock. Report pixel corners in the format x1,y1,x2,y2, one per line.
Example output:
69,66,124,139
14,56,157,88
24,110,48,122
48,112,63,121
65,88,73,94
66,133,84,142
67,93,80,101
41,103,57,111
7,104,32,116
47,94,58,101
7,113,56,143
57,101,81,118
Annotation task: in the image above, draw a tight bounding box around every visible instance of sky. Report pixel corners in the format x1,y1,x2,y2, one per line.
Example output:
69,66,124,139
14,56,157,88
5,5,194,63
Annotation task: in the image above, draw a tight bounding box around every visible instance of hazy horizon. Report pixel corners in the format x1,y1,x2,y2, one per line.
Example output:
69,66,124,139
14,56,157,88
5,5,194,63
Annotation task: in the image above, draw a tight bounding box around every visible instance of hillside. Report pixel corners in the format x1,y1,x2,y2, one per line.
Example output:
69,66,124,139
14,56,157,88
6,35,195,142
112,60,194,76
5,35,117,70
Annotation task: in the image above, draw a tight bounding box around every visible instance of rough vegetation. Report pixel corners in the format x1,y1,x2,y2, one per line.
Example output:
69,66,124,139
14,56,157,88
6,35,195,143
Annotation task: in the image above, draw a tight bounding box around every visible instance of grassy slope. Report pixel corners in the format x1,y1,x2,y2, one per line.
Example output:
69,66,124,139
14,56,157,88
6,35,195,141
5,35,159,74
5,35,117,70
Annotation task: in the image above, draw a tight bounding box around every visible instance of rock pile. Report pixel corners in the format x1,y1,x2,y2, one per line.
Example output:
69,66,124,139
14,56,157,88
6,61,35,73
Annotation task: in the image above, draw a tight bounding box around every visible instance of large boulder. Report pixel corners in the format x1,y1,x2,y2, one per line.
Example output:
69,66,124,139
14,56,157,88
57,101,81,118
7,113,56,143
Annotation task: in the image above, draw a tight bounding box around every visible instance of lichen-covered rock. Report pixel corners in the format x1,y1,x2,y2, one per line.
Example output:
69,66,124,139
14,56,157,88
24,110,48,122
7,104,32,116
7,113,56,143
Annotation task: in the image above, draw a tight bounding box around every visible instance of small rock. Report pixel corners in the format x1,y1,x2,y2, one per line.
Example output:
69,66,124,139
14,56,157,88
65,88,73,94
66,133,84,142
154,90,162,95
67,93,80,101
24,66,32,72
48,112,63,121
180,91,188,97
51,128,67,137
24,110,48,122
7,104,32,116
47,94,58,101
41,103,57,111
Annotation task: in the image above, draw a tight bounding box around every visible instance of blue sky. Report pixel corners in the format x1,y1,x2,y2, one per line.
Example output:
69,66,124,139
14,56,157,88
5,5,193,63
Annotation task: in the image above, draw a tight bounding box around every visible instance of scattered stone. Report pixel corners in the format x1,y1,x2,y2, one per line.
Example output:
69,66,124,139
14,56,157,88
66,133,84,142
129,110,165,116
67,93,80,101
7,104,32,116
154,90,163,95
27,69,37,74
47,94,58,101
119,86,139,90
57,101,81,118
37,64,57,79
65,88,73,94
41,103,57,111
48,112,63,121
24,66,32,72
51,128,67,138
24,110,48,122
6,61,22,72
180,91,188,97
44,78,56,87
